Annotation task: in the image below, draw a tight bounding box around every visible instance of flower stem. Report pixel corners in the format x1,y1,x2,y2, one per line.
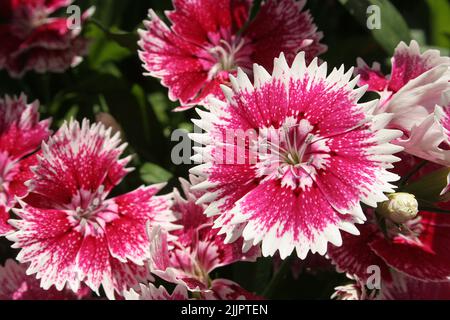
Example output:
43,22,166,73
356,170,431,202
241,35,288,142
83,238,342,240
399,160,428,187
262,255,292,298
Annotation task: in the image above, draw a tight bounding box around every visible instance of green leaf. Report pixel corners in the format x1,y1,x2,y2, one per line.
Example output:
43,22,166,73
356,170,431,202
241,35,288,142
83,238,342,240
403,167,450,202
88,20,138,52
338,0,411,54
106,30,139,52
86,25,131,73
148,92,170,126
427,0,450,48
140,163,173,184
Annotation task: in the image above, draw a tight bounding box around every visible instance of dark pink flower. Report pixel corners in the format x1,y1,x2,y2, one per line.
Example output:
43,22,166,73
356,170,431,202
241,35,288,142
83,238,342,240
138,0,326,109
148,176,260,297
327,215,393,284
379,272,450,300
0,0,94,78
0,259,91,300
328,210,450,283
0,94,51,236
190,52,402,260
7,119,177,299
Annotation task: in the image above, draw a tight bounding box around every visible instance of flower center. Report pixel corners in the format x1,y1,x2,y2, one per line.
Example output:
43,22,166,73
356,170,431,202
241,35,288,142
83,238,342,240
206,36,252,80
256,118,331,190
66,186,118,235
74,197,102,221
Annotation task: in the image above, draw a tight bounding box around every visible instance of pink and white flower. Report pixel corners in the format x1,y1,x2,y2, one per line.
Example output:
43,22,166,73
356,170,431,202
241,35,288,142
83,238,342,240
148,176,260,297
138,0,326,109
0,93,51,236
124,283,188,300
0,0,94,78
189,51,402,260
0,259,91,300
7,119,177,299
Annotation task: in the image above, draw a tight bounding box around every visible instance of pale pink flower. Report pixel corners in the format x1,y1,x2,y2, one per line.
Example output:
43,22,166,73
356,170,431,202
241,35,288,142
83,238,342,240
356,40,450,134
392,90,450,168
436,90,450,144
7,119,177,299
356,41,450,177
0,0,94,78
148,176,260,297
138,0,326,109
190,52,402,260
0,93,51,236
0,259,91,300
331,274,376,300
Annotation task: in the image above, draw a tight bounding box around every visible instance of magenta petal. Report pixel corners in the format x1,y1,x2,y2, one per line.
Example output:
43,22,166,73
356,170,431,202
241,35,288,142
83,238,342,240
148,227,207,291
8,154,39,203
355,59,389,92
328,222,392,283
107,186,174,265
138,10,209,105
232,179,342,258
0,259,89,300
77,234,112,296
245,0,326,69
106,216,150,265
29,120,128,205
389,41,450,92
205,279,262,300
12,224,83,292
110,259,153,298
0,206,13,236
167,0,247,46
370,212,450,281
380,272,450,300
0,94,51,159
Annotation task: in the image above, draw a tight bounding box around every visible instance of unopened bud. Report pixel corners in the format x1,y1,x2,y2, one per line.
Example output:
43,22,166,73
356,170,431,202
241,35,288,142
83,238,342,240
378,193,418,224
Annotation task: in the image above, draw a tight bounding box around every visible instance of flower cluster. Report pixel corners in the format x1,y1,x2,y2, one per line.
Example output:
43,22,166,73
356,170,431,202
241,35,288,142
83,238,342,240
138,0,326,109
0,0,449,301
